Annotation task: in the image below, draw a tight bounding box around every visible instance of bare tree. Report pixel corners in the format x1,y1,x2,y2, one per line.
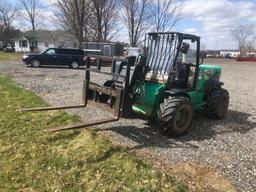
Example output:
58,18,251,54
231,24,255,56
90,0,118,42
0,1,21,45
55,1,75,31
150,0,182,32
55,0,89,48
244,39,256,55
0,0,19,31
120,0,151,46
73,0,86,46
19,0,43,30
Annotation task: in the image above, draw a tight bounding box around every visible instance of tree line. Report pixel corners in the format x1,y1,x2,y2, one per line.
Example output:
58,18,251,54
0,0,182,47
55,0,183,47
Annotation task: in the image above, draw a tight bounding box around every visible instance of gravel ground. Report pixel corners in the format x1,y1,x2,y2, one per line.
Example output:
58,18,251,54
1,59,256,191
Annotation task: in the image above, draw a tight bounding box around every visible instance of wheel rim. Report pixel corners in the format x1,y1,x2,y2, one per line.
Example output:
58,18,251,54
32,60,40,67
174,105,192,130
175,111,182,122
71,62,79,69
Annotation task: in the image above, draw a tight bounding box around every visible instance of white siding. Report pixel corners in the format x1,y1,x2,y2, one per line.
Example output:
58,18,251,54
37,42,47,52
37,42,55,52
14,41,30,52
49,43,55,48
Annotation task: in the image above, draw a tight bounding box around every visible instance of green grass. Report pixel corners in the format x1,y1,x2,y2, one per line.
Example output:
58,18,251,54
0,51,22,61
0,75,187,192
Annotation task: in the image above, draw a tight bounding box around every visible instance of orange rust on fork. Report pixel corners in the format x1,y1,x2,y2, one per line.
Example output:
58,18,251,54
46,118,119,132
18,104,86,112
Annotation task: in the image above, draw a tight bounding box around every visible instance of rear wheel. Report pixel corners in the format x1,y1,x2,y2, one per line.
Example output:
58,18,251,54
31,59,40,68
205,88,229,119
157,96,193,137
70,61,79,69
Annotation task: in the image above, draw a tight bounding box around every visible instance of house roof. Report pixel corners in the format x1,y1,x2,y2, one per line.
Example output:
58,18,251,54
12,30,77,43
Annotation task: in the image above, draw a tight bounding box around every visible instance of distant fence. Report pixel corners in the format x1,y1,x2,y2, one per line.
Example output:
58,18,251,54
236,57,256,62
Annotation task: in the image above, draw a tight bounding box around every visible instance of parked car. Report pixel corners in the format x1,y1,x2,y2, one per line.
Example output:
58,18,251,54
224,54,232,59
22,48,86,69
4,46,15,52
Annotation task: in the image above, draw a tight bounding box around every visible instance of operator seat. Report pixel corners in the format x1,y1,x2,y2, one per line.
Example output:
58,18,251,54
172,62,188,88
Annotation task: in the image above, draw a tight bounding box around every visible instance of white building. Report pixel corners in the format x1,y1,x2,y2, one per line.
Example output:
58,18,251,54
12,30,78,52
220,50,240,58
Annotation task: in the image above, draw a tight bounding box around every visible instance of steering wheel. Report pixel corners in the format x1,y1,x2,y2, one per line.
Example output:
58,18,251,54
183,62,197,66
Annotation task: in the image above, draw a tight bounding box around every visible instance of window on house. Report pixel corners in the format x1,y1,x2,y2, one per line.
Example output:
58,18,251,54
45,42,49,47
21,40,28,48
34,41,38,48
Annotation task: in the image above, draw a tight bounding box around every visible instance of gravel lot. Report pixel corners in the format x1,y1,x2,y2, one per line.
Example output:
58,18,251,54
1,59,256,192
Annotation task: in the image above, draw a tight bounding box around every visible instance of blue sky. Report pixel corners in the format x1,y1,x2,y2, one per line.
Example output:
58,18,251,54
10,0,256,50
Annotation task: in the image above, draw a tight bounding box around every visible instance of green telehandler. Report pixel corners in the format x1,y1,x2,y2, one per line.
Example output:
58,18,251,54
20,32,229,137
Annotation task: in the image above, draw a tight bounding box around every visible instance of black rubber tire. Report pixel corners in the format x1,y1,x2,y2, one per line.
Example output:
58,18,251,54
31,59,40,68
157,96,193,137
205,88,229,119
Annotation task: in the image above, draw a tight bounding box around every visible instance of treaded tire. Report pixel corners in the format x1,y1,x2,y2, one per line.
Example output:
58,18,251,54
157,96,193,137
205,88,229,119
31,59,40,68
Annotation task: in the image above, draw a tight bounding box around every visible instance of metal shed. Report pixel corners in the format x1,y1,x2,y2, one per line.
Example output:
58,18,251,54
82,42,124,57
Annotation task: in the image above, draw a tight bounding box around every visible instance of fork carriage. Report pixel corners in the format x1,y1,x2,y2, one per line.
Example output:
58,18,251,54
20,55,135,132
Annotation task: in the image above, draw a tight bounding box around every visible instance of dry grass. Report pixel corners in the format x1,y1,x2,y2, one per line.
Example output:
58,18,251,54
0,52,22,61
134,150,236,192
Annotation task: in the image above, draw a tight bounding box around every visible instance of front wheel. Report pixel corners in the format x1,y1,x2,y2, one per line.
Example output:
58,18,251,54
31,59,40,68
157,96,193,137
70,61,79,69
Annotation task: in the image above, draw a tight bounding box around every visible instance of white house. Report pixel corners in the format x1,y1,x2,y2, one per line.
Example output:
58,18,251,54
13,30,78,52
13,36,55,52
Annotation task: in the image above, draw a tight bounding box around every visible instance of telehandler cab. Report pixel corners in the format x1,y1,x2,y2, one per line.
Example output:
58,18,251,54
20,32,229,137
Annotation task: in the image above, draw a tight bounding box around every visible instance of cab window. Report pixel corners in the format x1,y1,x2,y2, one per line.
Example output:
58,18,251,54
177,39,198,89
178,39,197,65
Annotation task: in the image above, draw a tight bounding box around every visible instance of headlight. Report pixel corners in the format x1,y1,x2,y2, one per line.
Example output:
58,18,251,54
23,55,29,59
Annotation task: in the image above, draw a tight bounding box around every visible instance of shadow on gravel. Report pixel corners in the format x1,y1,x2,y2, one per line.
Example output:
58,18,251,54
99,109,256,150
101,124,200,150
184,109,256,141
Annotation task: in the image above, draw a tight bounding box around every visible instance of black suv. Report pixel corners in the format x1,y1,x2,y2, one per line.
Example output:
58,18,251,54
22,48,85,69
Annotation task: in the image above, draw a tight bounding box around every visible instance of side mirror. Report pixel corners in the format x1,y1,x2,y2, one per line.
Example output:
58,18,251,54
180,42,190,54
